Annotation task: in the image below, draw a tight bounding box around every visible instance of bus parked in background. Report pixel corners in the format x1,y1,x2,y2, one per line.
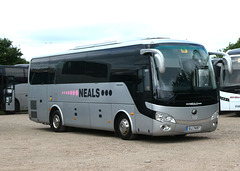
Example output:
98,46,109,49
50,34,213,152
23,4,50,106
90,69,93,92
212,48,240,115
28,38,230,140
0,64,29,113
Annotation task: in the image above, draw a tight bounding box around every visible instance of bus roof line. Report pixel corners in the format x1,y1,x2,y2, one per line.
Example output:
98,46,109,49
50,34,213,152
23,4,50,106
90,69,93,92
31,38,199,59
70,37,171,51
70,40,120,50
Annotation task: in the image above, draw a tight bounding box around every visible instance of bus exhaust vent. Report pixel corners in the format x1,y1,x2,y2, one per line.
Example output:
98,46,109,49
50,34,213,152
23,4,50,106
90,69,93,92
31,100,37,110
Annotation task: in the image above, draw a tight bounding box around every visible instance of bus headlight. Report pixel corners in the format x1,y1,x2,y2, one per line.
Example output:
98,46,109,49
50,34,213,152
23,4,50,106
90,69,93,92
211,111,219,120
5,97,12,103
155,112,176,123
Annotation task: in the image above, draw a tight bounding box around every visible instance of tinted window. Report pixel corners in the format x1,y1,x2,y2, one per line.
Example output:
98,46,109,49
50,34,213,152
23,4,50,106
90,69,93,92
5,67,28,84
30,58,49,84
57,61,109,83
5,68,24,78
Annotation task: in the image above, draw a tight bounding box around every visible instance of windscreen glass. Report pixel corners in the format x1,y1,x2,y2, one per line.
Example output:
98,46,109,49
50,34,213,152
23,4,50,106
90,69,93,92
221,56,240,93
150,43,217,106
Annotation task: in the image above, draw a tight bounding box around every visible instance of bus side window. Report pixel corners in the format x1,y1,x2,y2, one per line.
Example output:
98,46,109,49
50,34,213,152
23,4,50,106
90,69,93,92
144,69,150,91
137,68,150,93
137,69,144,93
57,60,109,84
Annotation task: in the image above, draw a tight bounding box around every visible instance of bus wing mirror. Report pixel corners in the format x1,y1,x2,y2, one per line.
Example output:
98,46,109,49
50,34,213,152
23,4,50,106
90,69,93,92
140,49,165,73
209,52,232,74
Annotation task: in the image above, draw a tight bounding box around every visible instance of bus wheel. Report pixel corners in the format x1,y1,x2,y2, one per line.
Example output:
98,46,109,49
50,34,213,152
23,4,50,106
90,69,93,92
236,112,240,117
50,110,66,132
117,115,135,140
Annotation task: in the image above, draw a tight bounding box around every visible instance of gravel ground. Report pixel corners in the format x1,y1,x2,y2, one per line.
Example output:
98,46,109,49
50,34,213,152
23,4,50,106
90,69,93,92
0,112,240,171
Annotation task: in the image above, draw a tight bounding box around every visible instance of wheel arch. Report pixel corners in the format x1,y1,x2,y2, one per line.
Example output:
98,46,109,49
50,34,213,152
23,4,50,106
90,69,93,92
49,105,65,125
114,110,135,133
14,98,20,112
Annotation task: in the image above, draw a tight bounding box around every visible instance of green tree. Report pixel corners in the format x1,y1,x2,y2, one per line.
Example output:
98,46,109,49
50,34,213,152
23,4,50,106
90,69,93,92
223,38,240,52
0,38,28,65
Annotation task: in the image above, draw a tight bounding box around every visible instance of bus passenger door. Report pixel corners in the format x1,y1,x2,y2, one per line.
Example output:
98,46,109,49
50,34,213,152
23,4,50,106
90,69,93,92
5,76,15,111
135,68,153,135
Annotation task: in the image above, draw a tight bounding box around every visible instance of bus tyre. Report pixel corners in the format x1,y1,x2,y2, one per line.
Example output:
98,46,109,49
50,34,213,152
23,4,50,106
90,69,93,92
117,115,135,140
236,112,240,117
50,110,66,132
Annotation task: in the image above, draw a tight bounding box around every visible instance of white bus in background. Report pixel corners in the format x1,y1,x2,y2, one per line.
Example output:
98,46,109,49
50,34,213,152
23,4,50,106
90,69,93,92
28,38,231,140
0,64,29,113
212,48,240,115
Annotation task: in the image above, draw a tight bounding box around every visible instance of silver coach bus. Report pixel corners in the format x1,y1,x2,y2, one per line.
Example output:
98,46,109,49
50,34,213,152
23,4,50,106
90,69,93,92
0,64,28,112
28,38,229,140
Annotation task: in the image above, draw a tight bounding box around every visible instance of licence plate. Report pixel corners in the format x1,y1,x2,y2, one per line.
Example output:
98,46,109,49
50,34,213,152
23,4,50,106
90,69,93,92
186,126,201,132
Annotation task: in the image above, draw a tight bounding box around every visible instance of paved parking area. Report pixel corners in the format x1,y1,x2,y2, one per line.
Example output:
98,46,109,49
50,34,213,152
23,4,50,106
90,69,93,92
0,112,240,170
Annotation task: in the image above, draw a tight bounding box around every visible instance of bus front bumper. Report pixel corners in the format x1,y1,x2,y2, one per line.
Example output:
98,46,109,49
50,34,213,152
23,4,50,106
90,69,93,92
152,117,218,136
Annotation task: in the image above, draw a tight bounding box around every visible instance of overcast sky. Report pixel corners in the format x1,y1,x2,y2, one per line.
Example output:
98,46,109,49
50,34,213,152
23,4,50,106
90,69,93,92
1,0,239,61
